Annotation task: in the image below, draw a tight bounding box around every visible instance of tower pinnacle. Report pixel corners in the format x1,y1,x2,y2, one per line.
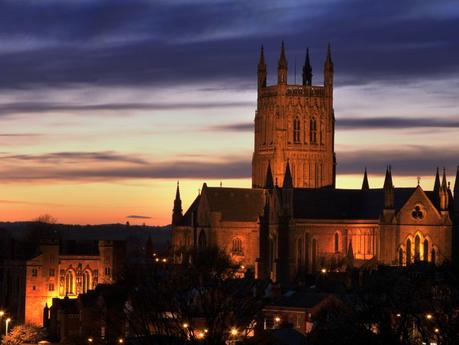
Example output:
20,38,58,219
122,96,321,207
361,167,369,190
278,41,288,84
172,181,183,225
302,48,312,86
258,45,267,89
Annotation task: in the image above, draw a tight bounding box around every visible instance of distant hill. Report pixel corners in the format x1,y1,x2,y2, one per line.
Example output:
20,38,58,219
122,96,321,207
0,221,172,255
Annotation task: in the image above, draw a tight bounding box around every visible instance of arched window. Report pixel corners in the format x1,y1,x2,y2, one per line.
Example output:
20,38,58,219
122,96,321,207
65,270,75,295
293,117,300,143
82,270,91,293
198,230,207,249
399,248,404,266
406,239,412,265
423,239,429,261
312,238,318,271
431,248,436,265
305,233,310,272
310,118,317,144
297,238,303,267
334,233,339,253
320,121,324,145
414,235,421,262
232,238,243,255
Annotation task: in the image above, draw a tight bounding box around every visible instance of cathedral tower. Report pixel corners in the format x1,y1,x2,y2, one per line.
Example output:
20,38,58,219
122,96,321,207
252,43,336,188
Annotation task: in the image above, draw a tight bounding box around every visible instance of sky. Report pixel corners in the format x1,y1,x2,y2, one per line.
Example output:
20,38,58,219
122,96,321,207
0,0,459,225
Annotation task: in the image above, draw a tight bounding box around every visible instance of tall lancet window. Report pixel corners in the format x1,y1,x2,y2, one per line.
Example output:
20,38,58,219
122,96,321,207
293,117,301,143
310,118,317,144
406,239,412,265
65,270,75,295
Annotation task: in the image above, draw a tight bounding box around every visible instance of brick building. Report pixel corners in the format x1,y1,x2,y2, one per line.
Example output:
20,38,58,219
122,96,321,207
171,43,456,284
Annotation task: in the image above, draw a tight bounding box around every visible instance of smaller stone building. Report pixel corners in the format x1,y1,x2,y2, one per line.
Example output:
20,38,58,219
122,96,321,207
2,238,125,325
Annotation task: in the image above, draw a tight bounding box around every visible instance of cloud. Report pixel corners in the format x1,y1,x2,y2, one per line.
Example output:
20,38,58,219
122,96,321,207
126,215,152,219
337,145,459,176
1,151,147,165
0,150,251,182
209,122,253,132
337,117,459,129
0,101,253,117
0,0,458,90
0,133,42,137
0,146,457,184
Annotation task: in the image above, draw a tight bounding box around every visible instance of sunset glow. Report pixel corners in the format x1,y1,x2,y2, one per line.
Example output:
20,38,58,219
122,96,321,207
0,1,458,225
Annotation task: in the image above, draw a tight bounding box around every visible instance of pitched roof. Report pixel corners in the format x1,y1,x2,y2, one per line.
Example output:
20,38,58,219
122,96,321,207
293,187,433,220
176,194,201,226
204,187,265,222
268,291,332,309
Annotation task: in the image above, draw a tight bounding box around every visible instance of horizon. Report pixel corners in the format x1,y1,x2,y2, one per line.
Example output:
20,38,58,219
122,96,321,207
1,0,458,225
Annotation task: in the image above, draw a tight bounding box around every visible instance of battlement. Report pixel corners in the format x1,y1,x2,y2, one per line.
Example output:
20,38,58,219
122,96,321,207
258,84,325,98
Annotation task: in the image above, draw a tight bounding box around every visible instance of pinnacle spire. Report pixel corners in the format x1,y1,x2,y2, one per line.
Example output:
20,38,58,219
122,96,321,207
434,167,440,193
361,167,369,190
383,166,393,190
302,47,312,86
325,42,333,65
258,45,266,68
278,41,287,69
442,167,447,189
172,181,183,225
265,162,274,189
454,166,459,193
283,161,293,188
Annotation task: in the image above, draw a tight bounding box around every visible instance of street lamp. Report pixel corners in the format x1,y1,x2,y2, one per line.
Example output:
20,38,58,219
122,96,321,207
5,318,11,335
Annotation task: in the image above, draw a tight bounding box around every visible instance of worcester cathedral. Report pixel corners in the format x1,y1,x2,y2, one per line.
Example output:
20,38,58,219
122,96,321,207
171,43,457,284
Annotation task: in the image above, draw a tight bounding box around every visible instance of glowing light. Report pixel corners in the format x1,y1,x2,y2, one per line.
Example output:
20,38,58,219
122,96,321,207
321,268,327,274
0,311,4,317
182,323,189,328
240,265,245,269
426,314,433,320
118,339,124,344
396,313,401,317
197,331,205,339
434,328,440,333
155,258,159,262
204,329,208,333
274,317,281,323
88,338,93,343
162,258,167,263
230,328,238,336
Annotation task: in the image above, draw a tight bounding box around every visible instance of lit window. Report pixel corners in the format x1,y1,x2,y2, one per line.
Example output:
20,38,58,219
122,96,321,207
310,118,317,144
31,268,38,277
293,117,301,143
105,267,111,276
65,271,75,295
232,238,243,255
411,205,424,220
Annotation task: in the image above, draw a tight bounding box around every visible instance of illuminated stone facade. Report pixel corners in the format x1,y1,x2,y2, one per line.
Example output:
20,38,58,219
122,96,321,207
171,43,456,284
252,43,335,189
4,240,121,325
